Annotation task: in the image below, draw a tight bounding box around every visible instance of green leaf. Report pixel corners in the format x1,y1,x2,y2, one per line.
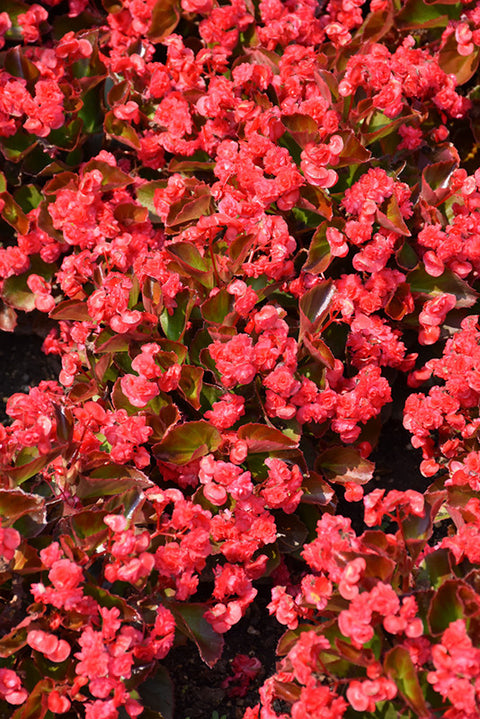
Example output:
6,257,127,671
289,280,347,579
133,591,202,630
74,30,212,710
71,509,110,540
171,602,224,668
14,184,43,213
361,112,410,146
317,446,374,485
420,548,453,589
396,0,457,28
166,242,211,273
136,180,167,216
78,80,106,134
296,185,333,222
201,288,235,324
335,638,375,667
0,131,36,162
147,403,180,443
228,233,255,273
237,424,299,452
357,5,393,43
160,290,194,341
157,339,188,363
43,171,77,196
47,117,84,152
76,476,149,500
94,333,131,353
374,701,411,719
2,0,29,41
142,276,164,316
428,580,465,634
83,584,141,621
168,157,215,174
396,242,419,271
4,47,40,86
154,421,222,465
77,465,153,499
0,625,29,658
421,145,459,206
400,500,436,560
384,646,429,716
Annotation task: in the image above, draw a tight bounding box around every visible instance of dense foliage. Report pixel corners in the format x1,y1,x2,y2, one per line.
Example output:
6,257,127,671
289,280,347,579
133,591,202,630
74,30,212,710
0,0,480,716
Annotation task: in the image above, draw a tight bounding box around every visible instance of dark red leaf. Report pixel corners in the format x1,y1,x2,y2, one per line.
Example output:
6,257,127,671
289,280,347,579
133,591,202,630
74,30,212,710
302,332,335,370
299,280,335,341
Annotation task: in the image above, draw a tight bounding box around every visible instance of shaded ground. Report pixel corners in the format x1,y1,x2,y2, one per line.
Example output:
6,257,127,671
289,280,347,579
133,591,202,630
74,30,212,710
162,589,284,719
0,330,60,423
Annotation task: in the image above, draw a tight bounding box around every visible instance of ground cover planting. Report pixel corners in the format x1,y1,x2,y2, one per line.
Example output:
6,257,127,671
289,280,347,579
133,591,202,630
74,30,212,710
0,0,480,716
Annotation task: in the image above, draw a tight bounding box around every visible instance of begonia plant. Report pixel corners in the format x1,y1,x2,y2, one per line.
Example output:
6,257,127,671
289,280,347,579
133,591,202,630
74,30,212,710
0,0,479,716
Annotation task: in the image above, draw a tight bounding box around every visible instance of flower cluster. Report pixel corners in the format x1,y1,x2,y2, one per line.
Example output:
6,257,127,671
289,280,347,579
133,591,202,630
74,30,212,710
0,0,478,717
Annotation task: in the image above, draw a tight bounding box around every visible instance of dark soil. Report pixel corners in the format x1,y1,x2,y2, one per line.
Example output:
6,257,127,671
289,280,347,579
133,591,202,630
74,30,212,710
162,589,284,719
0,329,60,423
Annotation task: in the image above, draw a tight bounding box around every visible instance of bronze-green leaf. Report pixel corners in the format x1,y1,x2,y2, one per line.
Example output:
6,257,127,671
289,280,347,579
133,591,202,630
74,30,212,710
384,646,429,716
237,424,299,452
317,446,374,485
171,602,224,668
148,0,180,42
299,280,335,341
154,421,222,465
